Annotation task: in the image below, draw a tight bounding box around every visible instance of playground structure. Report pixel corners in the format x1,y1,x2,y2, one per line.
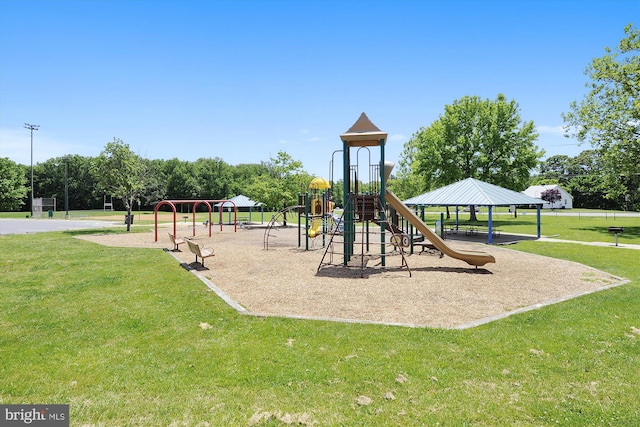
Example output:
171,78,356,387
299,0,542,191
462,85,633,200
264,113,496,276
153,199,238,242
263,177,339,250
306,177,335,239
314,113,495,277
312,113,410,276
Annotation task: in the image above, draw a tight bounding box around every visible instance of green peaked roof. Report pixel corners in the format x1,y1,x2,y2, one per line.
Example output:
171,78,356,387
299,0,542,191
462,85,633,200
403,178,542,206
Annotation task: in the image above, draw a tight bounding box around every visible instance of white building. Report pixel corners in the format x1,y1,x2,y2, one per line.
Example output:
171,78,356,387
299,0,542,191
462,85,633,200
523,184,573,209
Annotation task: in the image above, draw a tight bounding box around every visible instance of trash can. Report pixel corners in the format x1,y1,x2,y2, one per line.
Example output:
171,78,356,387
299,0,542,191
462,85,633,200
124,215,134,225
48,210,54,218
435,220,443,238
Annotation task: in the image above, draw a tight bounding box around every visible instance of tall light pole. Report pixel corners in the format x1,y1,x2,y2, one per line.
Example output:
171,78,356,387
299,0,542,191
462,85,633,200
24,123,39,217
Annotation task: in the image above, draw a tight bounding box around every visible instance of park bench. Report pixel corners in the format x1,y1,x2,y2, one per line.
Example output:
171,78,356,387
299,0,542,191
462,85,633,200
449,223,501,238
465,224,479,236
234,216,251,227
186,239,215,267
167,232,185,251
445,224,458,234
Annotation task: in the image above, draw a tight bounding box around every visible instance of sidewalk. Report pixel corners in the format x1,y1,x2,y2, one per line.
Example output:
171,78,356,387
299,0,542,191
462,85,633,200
0,218,116,235
537,236,640,250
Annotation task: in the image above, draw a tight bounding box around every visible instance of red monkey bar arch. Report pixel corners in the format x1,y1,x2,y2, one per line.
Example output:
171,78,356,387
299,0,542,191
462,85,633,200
154,199,237,242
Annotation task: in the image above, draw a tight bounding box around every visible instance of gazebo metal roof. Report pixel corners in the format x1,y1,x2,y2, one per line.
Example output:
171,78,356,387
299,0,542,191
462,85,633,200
215,194,263,208
403,178,542,206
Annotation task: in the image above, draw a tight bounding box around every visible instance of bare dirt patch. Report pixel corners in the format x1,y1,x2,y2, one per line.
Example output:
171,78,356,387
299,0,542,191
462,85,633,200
75,223,624,328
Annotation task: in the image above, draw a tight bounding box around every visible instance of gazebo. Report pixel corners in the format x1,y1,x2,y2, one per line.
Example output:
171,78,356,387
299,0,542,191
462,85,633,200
215,194,265,224
403,178,543,243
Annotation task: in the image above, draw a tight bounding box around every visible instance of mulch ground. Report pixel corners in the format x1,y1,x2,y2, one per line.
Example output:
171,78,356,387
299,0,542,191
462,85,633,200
76,223,625,328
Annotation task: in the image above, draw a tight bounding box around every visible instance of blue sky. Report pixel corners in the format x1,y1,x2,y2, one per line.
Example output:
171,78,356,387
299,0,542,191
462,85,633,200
0,0,636,179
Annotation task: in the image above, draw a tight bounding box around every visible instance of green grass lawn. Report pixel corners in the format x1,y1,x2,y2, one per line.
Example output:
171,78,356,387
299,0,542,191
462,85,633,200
428,213,638,245
1,220,639,425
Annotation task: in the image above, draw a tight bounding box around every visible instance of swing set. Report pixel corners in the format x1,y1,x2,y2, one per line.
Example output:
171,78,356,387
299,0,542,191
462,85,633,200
153,199,238,242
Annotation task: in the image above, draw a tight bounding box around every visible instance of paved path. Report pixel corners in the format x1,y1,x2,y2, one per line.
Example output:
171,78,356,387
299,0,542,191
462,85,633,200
537,211,640,217
0,218,117,235
537,236,640,250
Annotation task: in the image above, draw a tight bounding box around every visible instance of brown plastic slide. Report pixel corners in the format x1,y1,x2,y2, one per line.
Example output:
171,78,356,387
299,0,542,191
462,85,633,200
386,190,496,267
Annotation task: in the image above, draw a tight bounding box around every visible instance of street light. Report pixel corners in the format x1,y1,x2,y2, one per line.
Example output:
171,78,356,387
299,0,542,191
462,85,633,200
24,123,39,217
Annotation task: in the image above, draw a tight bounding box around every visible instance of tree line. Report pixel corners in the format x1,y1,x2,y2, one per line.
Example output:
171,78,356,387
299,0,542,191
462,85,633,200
0,147,323,214
2,139,636,215
533,150,638,211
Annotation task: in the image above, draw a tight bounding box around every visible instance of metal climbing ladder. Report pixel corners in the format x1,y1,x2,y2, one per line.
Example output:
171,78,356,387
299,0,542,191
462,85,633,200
318,193,411,277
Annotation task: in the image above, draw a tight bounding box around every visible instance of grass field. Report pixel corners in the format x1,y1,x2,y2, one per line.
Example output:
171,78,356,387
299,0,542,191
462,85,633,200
1,213,639,425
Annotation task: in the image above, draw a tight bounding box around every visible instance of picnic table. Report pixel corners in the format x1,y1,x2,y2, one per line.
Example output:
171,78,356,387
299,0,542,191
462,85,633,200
444,222,501,238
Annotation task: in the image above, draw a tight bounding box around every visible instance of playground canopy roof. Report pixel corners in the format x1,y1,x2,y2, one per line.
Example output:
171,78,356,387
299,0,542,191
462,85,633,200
340,112,388,147
403,178,543,207
215,194,263,208
309,177,331,190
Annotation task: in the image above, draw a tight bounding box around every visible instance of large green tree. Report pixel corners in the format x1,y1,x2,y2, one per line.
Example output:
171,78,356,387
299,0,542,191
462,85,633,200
139,158,167,208
411,94,542,191
403,94,543,218
537,154,571,186
246,151,312,210
388,137,423,201
92,138,146,231
0,158,28,211
194,157,233,199
566,150,619,209
563,24,639,209
163,159,201,200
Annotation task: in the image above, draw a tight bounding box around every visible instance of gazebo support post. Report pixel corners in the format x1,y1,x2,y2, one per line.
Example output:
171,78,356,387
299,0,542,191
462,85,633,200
488,206,493,244
380,140,386,267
